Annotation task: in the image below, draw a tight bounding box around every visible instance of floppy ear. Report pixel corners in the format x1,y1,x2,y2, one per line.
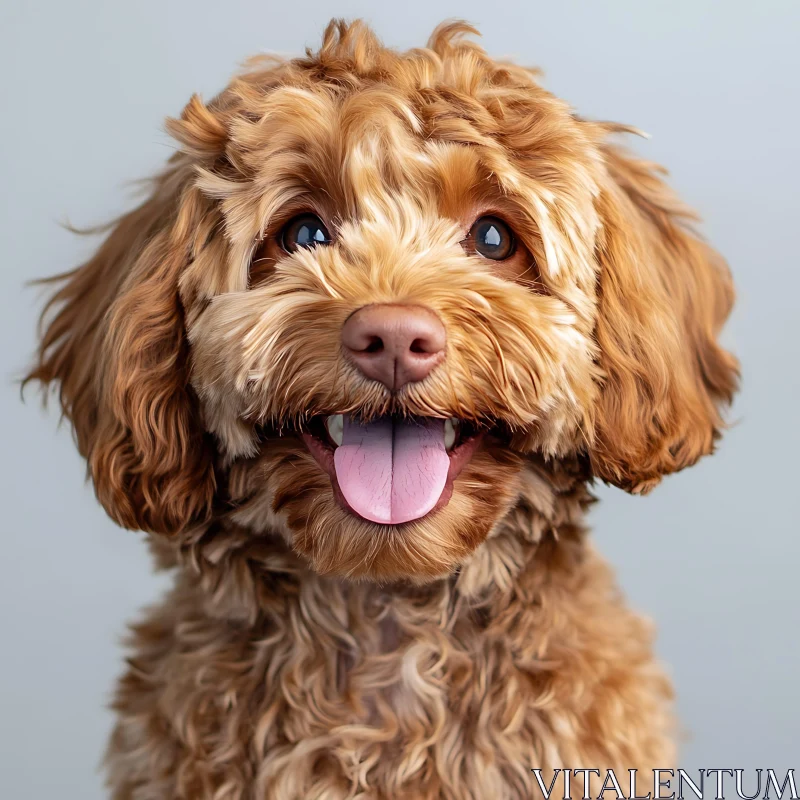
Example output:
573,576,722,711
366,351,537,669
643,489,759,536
590,142,739,493
26,160,218,534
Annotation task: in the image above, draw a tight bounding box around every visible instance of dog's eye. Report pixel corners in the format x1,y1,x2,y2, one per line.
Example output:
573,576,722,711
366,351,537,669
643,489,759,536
466,216,515,260
281,214,332,253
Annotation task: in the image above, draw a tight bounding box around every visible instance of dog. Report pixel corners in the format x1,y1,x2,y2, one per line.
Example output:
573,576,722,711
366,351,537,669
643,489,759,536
27,19,738,800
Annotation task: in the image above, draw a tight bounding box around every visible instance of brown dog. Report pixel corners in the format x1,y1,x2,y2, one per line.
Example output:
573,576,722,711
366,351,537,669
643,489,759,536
27,19,738,800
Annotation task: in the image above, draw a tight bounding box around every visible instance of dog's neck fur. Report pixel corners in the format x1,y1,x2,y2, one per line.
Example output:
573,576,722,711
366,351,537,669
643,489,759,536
113,461,673,797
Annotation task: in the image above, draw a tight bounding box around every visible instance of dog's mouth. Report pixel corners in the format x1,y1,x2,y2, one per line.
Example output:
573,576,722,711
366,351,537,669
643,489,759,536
300,414,484,525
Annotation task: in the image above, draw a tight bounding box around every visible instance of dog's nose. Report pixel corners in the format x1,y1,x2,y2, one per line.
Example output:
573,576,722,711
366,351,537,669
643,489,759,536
342,304,446,391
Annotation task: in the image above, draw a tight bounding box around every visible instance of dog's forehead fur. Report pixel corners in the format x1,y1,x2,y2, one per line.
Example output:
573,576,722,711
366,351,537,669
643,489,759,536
179,20,603,310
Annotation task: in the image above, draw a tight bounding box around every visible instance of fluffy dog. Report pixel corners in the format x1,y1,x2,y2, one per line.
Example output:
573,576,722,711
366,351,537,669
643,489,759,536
27,19,738,800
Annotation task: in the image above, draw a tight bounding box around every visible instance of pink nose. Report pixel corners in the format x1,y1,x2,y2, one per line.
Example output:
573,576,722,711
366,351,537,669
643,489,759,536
342,304,446,391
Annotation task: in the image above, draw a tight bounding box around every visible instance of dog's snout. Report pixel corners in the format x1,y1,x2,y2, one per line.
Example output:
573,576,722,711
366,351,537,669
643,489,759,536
342,304,446,391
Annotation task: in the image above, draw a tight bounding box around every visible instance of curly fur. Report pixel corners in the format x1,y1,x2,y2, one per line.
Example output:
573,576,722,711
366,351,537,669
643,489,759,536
26,19,737,799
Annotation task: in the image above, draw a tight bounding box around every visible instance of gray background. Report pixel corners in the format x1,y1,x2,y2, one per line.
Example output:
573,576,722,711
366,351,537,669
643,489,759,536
1,1,798,797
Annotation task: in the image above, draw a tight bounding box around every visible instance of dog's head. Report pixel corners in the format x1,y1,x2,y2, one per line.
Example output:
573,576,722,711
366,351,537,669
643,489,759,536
28,21,737,581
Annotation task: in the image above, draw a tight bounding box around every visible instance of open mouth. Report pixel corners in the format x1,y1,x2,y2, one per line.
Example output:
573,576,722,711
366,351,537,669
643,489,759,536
301,414,484,525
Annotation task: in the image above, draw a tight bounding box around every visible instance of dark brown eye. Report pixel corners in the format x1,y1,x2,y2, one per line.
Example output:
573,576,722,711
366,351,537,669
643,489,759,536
281,213,331,253
468,216,515,260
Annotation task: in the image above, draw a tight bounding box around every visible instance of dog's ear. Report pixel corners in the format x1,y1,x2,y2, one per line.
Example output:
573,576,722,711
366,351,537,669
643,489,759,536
589,142,739,493
26,155,219,534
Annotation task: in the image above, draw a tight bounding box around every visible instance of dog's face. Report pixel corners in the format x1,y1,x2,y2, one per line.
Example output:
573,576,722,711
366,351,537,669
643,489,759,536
29,21,738,581
184,41,604,579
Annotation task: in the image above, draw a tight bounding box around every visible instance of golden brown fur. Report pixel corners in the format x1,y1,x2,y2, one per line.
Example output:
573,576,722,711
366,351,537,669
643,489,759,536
26,19,737,799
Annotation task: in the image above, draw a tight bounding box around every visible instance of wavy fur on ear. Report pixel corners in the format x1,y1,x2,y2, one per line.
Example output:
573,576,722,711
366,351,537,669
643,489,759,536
590,141,739,493
25,164,217,534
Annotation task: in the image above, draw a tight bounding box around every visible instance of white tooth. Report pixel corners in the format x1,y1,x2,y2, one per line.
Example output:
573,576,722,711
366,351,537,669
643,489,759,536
444,418,456,451
326,414,344,447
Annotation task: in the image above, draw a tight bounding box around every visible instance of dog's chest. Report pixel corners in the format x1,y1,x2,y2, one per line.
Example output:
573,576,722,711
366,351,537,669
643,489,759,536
108,536,676,799
226,589,547,799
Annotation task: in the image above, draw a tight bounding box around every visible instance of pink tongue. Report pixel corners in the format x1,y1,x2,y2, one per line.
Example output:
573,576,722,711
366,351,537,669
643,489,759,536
333,415,449,524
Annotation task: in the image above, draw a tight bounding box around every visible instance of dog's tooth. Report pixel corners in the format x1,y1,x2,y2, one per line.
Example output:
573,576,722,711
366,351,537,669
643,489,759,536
326,414,344,447
444,418,456,451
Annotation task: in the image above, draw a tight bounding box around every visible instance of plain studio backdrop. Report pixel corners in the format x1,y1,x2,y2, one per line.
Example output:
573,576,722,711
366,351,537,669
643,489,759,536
1,1,797,797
